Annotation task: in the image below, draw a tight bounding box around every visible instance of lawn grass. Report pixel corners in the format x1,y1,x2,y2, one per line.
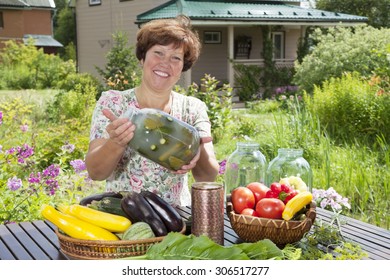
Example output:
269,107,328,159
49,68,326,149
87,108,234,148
0,89,59,104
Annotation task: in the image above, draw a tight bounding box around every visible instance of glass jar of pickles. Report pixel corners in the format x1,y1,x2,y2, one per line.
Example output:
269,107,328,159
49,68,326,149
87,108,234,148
123,107,200,171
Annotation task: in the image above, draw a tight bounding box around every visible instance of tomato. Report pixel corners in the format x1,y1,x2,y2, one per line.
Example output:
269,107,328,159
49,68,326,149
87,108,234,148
255,198,285,219
246,182,270,204
231,186,255,214
241,208,260,217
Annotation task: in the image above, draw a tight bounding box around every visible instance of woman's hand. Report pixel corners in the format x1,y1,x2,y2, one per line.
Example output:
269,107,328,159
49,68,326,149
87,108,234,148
103,109,136,147
172,148,201,174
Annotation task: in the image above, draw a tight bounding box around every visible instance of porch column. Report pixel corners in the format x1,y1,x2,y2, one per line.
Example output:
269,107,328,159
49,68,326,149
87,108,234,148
183,69,192,88
227,25,234,87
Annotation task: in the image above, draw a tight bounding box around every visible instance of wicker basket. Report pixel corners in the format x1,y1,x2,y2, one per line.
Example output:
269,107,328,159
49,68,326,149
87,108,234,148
56,221,186,260
226,200,316,246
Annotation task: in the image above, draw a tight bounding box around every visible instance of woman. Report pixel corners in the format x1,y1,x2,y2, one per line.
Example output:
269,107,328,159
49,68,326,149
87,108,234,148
85,15,220,206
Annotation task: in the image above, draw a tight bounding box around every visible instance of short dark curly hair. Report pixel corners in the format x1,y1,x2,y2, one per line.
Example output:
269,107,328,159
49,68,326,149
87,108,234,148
136,15,201,72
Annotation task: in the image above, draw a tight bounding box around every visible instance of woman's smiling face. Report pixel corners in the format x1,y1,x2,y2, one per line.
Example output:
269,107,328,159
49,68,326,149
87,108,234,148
141,43,184,92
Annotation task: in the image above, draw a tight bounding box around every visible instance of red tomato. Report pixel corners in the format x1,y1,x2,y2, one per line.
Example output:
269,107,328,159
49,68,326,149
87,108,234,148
246,182,270,204
231,186,255,214
241,208,260,217
255,198,285,219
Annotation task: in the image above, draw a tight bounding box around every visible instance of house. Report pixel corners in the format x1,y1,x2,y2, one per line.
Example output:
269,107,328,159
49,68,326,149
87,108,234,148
72,0,367,88
0,0,62,54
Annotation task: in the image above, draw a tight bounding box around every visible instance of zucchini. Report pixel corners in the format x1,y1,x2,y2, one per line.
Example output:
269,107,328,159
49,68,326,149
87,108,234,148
141,190,183,232
41,204,119,241
121,191,168,237
282,191,313,221
58,204,132,233
89,197,128,218
79,191,123,206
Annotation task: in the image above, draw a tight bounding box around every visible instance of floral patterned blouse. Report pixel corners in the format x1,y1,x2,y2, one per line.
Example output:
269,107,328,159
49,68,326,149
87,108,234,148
89,88,212,206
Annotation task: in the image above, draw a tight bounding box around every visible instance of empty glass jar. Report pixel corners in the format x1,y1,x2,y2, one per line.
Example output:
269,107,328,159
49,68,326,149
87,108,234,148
266,148,312,192
224,142,267,195
123,107,200,171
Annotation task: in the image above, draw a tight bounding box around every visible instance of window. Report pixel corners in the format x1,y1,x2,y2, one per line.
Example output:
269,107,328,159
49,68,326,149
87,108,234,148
204,31,221,44
272,32,285,59
89,0,101,6
0,12,3,28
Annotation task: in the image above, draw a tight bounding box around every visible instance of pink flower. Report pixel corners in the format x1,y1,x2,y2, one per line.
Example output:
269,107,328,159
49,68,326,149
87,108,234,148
20,124,29,132
130,175,143,192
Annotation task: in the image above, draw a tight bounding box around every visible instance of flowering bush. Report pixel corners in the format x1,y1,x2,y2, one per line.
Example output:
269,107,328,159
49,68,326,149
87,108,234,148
312,187,351,212
312,187,351,233
0,100,104,225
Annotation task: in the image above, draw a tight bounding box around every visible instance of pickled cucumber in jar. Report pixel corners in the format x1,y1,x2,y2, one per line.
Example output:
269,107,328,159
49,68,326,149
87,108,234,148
123,107,200,171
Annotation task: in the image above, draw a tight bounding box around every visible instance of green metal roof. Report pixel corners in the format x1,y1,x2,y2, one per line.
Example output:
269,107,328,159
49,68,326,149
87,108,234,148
136,0,367,24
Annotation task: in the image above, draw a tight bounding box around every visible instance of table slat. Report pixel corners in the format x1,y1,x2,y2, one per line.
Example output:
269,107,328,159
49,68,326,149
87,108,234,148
7,223,50,260
0,224,33,260
0,239,16,260
20,221,67,260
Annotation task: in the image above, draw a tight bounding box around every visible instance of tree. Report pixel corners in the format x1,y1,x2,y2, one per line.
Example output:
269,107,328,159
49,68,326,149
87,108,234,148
95,32,141,91
316,0,390,28
54,7,76,60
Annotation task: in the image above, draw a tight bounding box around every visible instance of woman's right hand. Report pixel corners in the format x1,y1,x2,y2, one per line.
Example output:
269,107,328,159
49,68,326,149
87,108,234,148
103,108,136,147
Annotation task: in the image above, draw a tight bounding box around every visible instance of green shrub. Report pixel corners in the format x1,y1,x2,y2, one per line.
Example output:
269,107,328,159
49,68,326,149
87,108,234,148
1,64,37,89
294,25,390,93
46,84,97,123
0,39,80,90
56,71,103,94
247,99,281,113
232,113,259,138
305,72,390,142
233,63,262,101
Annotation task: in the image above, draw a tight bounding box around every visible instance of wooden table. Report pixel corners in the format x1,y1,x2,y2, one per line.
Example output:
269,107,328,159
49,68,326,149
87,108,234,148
0,206,389,260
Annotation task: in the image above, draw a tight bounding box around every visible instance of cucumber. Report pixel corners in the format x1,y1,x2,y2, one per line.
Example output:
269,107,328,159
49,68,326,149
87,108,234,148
122,222,155,241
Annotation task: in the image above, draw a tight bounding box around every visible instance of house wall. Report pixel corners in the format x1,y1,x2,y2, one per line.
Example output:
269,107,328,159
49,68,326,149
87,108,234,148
74,2,303,88
194,27,229,85
75,0,166,80
0,9,52,48
284,27,300,60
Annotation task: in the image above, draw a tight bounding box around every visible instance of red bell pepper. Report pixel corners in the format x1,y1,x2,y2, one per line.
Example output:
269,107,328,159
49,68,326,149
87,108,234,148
265,182,297,204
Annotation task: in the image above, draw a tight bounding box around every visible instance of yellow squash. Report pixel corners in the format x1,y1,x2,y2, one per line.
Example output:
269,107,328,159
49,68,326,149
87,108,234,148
58,204,131,232
282,191,313,221
41,204,119,241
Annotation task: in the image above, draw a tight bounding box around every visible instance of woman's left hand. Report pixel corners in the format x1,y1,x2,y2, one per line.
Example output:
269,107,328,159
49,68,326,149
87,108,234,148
172,148,201,174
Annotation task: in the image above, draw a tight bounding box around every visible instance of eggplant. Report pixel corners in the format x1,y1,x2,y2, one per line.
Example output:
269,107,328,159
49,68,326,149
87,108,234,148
121,191,168,237
79,191,123,206
141,190,183,232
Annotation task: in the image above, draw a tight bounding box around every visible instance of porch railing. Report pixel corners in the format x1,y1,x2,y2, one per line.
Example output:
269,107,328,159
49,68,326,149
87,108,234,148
233,58,295,68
